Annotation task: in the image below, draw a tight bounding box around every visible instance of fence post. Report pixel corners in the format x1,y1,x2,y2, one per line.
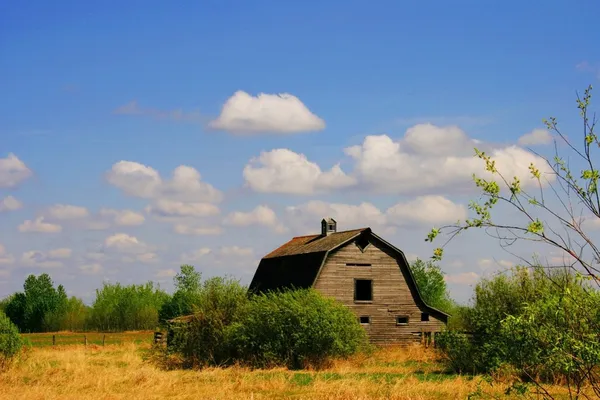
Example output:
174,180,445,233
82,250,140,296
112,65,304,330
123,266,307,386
102,334,106,346
52,334,56,346
84,335,87,346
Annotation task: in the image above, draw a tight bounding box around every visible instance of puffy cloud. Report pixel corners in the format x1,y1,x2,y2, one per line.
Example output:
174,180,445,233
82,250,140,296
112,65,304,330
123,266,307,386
173,224,223,236
0,244,15,265
243,149,355,194
146,199,220,218
106,162,222,203
21,248,71,268
386,196,467,227
180,246,256,270
344,124,554,194
102,233,158,263
445,272,479,285
46,204,90,220
518,128,553,146
0,153,32,188
156,269,177,278
286,200,387,233
79,263,103,275
209,91,325,134
98,208,145,226
284,196,465,234
48,248,73,259
224,205,286,233
18,217,62,233
0,196,23,212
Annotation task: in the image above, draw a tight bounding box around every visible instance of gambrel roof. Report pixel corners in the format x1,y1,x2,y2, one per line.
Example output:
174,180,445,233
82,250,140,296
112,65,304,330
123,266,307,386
249,227,449,322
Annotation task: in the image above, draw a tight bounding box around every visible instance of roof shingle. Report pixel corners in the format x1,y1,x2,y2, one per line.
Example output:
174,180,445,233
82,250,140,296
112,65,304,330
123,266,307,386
263,228,368,258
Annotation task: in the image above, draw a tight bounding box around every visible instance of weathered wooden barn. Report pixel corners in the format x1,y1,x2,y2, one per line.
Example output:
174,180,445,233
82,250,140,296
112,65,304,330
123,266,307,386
249,218,449,344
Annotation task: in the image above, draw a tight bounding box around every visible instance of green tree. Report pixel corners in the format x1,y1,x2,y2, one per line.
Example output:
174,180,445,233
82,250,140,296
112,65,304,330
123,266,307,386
427,85,600,397
0,311,23,371
159,265,203,323
409,258,454,313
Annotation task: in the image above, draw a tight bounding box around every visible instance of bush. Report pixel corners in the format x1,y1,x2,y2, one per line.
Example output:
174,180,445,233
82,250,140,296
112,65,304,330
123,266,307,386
166,276,249,368
228,289,369,369
0,311,23,371
436,266,600,386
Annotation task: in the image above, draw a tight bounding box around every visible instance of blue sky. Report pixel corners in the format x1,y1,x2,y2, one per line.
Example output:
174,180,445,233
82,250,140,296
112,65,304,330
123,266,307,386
1,1,599,303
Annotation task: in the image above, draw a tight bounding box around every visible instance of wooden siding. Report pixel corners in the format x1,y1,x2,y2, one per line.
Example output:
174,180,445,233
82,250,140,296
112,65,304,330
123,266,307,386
314,239,446,344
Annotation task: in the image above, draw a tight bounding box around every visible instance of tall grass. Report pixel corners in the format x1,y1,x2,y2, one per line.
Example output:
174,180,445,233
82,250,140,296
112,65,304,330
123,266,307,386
0,342,584,399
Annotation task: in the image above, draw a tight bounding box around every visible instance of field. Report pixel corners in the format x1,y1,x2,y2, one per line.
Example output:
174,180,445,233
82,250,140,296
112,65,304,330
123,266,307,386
0,334,573,400
21,331,154,347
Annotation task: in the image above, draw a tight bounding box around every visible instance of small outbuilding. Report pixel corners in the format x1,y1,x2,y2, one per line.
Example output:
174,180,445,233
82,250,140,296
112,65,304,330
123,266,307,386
249,218,449,344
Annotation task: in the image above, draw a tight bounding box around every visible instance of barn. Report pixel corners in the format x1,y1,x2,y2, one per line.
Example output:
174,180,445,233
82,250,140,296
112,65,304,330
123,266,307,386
249,218,449,344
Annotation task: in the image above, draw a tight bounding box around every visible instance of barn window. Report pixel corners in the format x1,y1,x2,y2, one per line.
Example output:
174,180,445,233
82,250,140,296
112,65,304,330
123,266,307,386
346,263,371,267
356,235,370,252
359,316,370,325
354,279,373,301
421,313,430,322
396,316,409,325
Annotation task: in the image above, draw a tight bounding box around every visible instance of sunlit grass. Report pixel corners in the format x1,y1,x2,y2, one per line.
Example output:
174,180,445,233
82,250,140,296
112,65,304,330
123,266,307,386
0,339,583,399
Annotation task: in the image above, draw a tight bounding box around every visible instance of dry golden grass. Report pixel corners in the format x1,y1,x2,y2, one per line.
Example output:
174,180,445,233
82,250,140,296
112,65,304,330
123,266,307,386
0,342,578,400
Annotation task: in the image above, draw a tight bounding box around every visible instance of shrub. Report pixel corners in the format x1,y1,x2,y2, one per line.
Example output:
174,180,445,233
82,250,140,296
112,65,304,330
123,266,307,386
436,266,600,387
166,276,249,368
0,311,23,371
228,289,369,369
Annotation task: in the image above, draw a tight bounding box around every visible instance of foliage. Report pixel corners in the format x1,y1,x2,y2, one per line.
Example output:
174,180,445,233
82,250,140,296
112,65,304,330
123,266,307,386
159,265,202,323
166,275,249,368
435,266,600,397
409,258,455,314
425,85,600,397
0,311,23,371
88,281,169,331
3,274,69,333
228,289,369,369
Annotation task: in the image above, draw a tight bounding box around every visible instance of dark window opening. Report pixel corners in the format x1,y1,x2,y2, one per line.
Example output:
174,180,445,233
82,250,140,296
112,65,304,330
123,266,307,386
356,235,370,251
359,316,370,325
421,313,430,322
328,224,334,231
346,263,372,267
354,279,373,301
396,316,409,325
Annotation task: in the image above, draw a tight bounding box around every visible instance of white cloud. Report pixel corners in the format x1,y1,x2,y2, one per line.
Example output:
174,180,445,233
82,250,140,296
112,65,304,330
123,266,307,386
0,196,23,212
209,90,325,134
219,246,254,257
80,263,103,275
386,196,467,226
0,244,15,265
156,268,177,278
180,246,256,270
146,199,220,218
224,205,286,233
344,124,554,195
106,162,222,203
243,149,355,194
518,128,553,146
445,272,479,285
48,248,72,259
18,217,62,233
102,233,158,264
46,204,90,220
180,247,212,262
21,249,70,268
173,224,223,236
286,200,387,233
0,153,33,188
99,208,145,226
284,197,465,234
